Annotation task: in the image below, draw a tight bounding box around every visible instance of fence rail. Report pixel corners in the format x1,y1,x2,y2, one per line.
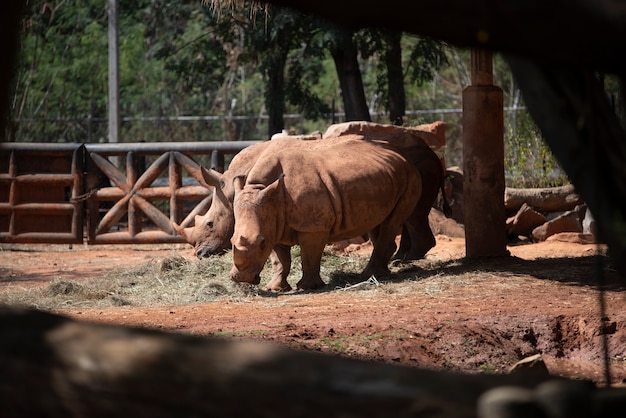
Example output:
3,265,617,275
0,141,259,245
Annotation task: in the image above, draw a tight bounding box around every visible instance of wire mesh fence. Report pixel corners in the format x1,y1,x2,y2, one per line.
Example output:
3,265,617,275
9,106,566,187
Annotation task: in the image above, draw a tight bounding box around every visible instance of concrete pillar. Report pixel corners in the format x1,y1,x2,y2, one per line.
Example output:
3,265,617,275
462,49,508,258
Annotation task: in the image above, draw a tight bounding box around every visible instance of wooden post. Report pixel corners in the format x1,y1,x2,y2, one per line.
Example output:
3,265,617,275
211,150,224,173
462,49,508,258
107,0,120,146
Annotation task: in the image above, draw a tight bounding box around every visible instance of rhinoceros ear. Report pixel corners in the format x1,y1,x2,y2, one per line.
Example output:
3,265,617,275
201,166,224,189
258,173,284,202
233,175,246,193
232,234,249,251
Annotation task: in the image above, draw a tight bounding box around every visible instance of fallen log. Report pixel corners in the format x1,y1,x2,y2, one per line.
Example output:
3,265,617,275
0,307,551,418
504,184,582,212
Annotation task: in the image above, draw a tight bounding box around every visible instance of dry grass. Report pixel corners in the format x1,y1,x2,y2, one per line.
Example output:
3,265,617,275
0,248,378,310
0,252,254,310
1,245,617,311
0,246,445,310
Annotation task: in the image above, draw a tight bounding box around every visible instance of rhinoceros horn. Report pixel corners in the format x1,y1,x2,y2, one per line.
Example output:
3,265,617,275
200,166,223,188
171,221,190,242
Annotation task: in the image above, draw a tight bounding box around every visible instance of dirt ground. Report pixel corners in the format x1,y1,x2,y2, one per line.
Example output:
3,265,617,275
1,235,626,386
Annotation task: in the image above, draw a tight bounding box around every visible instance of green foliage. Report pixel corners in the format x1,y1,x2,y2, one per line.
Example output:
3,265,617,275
504,108,568,188
285,54,330,120
405,36,449,87
9,0,573,186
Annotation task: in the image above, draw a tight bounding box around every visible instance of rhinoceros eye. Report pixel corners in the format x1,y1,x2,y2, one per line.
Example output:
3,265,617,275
205,221,214,229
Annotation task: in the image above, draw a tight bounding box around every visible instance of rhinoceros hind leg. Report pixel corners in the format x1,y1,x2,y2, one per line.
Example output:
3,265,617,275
398,155,442,260
409,226,436,260
362,238,393,278
394,217,436,261
366,186,419,275
296,275,325,290
393,224,412,261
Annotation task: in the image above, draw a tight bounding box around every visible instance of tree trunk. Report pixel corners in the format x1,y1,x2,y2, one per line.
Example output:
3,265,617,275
504,184,583,212
266,55,287,137
383,31,405,125
1,1,25,138
329,29,371,122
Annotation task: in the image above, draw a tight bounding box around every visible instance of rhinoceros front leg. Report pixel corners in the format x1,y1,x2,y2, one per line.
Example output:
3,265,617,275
295,232,328,290
264,245,292,292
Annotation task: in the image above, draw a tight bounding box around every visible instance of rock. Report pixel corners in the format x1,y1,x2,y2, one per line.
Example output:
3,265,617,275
545,232,596,244
270,130,322,140
429,208,465,238
582,207,597,237
506,203,547,238
531,209,582,242
504,184,582,212
508,354,550,378
323,120,446,151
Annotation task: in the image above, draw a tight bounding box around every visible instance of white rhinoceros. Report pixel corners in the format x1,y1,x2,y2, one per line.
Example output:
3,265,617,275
175,122,449,263
174,141,269,258
323,121,450,260
229,135,421,291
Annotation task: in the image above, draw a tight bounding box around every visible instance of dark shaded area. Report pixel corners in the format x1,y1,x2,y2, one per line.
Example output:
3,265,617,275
0,306,546,418
2,3,626,415
266,1,626,75
326,252,623,292
265,0,626,278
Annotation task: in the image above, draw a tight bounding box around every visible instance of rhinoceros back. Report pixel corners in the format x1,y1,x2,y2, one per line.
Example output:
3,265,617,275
245,136,419,241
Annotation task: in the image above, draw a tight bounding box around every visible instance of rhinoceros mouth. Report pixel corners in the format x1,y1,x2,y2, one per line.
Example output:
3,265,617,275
196,244,229,259
230,268,261,285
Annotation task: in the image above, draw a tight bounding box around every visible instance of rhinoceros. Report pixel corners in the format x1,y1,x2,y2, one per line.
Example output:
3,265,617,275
176,123,449,262
322,121,450,260
229,135,421,291
175,141,269,258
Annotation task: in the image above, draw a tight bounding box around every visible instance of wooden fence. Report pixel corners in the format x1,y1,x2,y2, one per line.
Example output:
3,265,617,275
0,141,258,245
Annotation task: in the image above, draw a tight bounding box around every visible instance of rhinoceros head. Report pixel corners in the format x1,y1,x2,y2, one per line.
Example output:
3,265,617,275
229,175,283,284
175,166,237,259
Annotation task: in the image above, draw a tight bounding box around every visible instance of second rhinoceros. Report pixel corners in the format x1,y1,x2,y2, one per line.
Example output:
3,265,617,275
175,141,269,258
229,135,421,291
323,121,450,260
